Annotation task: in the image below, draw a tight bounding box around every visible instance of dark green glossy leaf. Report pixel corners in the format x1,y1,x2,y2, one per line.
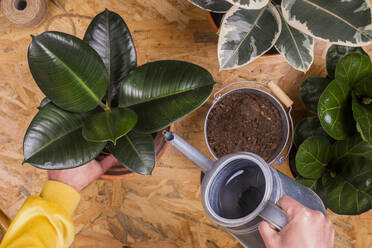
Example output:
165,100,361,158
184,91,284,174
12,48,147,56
37,97,51,109
109,131,155,175
188,0,232,12
84,9,137,103
296,136,331,179
293,117,332,148
354,74,372,98
335,53,372,87
318,79,354,140
352,94,372,143
82,108,137,144
28,31,108,112
119,60,215,133
300,77,331,113
23,103,106,169
326,45,367,79
296,177,318,191
332,135,372,163
320,157,372,215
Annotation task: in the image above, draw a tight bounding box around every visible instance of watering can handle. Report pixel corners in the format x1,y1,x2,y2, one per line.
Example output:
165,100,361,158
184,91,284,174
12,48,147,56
259,201,288,230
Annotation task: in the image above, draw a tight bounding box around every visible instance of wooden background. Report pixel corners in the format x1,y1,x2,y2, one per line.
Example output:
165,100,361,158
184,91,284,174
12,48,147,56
1,0,372,247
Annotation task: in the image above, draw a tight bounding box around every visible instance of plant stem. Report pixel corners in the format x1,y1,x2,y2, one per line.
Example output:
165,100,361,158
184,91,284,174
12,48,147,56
98,101,109,111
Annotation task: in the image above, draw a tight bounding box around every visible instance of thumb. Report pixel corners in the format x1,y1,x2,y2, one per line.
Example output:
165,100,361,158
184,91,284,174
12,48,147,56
258,221,280,248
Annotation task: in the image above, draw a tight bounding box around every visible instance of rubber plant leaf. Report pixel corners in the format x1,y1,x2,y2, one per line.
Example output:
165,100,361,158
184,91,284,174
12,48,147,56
293,117,332,148
119,60,215,133
352,94,372,143
300,77,331,113
28,31,108,112
281,0,372,46
326,45,367,79
218,4,281,70
109,131,155,175
332,135,372,163
295,136,332,180
82,108,138,144
83,9,137,103
318,79,354,140
320,156,372,215
187,0,232,12
23,103,106,169
225,0,269,10
335,53,372,88
274,5,314,72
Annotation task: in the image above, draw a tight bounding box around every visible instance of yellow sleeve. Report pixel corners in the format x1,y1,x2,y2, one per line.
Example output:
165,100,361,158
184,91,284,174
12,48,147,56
0,181,80,248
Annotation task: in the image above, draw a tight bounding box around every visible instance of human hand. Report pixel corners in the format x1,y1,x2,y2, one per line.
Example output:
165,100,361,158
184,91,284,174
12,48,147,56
48,154,118,192
258,196,334,248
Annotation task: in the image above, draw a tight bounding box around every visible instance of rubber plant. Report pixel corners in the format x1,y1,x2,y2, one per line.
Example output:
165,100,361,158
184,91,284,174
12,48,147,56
23,9,215,175
188,0,372,72
293,45,372,215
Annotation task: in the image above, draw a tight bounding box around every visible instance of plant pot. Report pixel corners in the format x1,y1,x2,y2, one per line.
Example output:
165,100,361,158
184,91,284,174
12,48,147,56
206,12,280,55
100,124,175,179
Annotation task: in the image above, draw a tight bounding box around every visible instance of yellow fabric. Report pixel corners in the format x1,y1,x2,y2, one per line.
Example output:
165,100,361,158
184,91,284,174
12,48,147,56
0,181,81,248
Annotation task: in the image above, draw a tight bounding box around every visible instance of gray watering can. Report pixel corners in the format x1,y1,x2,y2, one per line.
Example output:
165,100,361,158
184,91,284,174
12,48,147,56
164,132,326,248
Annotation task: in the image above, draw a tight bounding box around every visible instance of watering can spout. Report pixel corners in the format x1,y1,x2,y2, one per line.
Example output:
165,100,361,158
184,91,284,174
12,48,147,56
164,131,214,173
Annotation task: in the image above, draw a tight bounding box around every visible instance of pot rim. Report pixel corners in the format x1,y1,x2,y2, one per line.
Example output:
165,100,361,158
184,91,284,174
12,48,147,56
204,86,290,165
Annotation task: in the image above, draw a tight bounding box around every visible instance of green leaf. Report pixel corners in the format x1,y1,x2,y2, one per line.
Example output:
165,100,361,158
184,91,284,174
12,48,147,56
84,9,137,103
28,31,108,112
218,4,281,70
281,0,372,46
335,53,372,87
188,0,232,12
294,117,332,148
300,77,331,113
332,135,372,163
225,0,268,9
119,60,215,133
326,45,367,79
274,5,314,72
23,103,106,169
109,131,155,175
354,74,372,98
296,177,318,191
352,94,372,143
318,79,354,140
320,157,372,215
296,136,332,179
37,97,51,109
82,108,137,144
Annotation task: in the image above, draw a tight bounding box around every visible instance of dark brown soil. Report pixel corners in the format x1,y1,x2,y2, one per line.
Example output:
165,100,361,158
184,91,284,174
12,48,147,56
206,91,284,162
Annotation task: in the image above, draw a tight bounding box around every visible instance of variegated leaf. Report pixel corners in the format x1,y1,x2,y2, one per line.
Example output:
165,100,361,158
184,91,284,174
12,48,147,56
188,0,232,12
281,0,372,46
274,5,314,72
218,4,281,70
225,0,269,10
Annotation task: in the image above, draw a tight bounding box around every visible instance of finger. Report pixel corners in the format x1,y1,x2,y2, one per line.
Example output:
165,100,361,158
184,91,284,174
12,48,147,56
277,196,309,220
258,221,280,247
99,154,118,172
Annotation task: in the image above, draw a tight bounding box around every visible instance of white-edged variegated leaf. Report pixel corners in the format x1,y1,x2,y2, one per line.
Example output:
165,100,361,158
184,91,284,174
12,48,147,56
188,0,232,12
274,5,314,72
218,4,281,70
281,0,372,46
225,0,269,10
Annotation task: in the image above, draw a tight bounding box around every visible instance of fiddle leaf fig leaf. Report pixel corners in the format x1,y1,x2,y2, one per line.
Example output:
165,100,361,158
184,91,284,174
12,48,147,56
28,31,108,112
82,108,137,144
225,0,269,9
320,157,372,215
300,77,331,113
294,117,332,148
352,94,372,143
354,75,372,98
109,131,155,175
296,177,319,191
296,136,332,180
326,45,367,79
23,103,106,169
187,0,232,12
281,0,372,46
274,5,314,72
332,135,372,163
84,9,137,103
218,4,281,70
335,53,372,87
318,79,354,140
119,60,215,133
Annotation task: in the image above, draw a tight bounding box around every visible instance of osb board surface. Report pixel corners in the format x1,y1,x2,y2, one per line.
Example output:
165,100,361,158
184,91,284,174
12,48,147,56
0,0,372,247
